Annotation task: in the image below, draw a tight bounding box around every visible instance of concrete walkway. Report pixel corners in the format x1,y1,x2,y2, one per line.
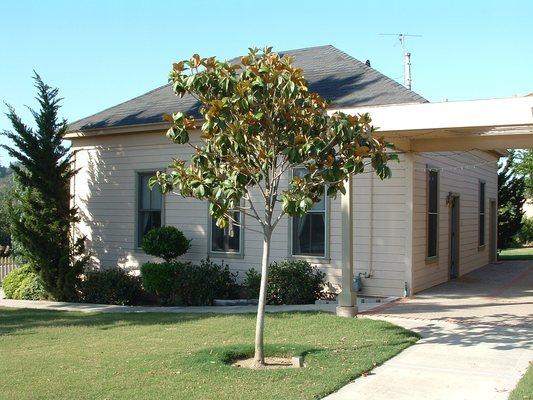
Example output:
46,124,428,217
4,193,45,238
324,261,533,400
0,293,390,314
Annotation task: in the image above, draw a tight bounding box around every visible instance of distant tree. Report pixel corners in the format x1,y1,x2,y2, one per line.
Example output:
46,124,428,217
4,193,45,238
498,152,525,249
0,176,14,246
155,47,395,367
0,164,8,179
1,73,88,301
514,149,533,198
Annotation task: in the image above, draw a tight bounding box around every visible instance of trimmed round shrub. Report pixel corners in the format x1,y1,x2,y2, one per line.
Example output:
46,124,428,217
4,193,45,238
244,260,326,305
141,258,238,306
79,269,144,305
140,261,185,305
2,264,48,300
142,226,191,261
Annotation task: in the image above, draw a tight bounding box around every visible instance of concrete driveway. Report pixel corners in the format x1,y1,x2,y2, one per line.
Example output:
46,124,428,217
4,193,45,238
324,261,533,400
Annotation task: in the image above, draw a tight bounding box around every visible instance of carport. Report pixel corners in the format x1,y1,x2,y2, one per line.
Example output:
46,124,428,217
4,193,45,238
332,95,533,316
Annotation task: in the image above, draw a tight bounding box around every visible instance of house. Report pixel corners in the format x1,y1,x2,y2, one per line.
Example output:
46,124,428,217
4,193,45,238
67,45,533,303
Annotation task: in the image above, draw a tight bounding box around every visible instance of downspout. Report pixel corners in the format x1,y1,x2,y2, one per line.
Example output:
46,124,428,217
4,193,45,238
70,149,77,242
369,171,374,277
353,171,373,293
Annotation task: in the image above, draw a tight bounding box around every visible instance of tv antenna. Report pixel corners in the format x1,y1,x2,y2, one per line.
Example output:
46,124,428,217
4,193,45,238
379,33,422,90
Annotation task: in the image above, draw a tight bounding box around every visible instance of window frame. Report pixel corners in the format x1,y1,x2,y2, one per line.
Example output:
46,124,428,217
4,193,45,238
289,167,330,261
478,180,486,248
426,165,439,262
207,204,245,258
135,170,165,250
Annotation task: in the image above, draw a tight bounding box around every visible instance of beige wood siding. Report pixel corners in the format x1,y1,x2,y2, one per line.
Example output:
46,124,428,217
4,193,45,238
352,157,409,297
411,151,499,293
71,131,411,297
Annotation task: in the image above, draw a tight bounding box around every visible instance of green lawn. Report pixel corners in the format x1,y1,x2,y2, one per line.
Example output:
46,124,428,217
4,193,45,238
499,247,533,260
0,308,418,400
509,363,533,400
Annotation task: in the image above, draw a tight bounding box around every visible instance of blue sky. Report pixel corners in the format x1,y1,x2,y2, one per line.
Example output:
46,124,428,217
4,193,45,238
1,0,532,166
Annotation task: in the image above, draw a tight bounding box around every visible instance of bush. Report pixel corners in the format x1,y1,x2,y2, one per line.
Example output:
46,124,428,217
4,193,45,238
141,258,238,306
245,260,326,305
196,258,239,303
79,269,144,305
243,268,261,299
2,264,48,300
142,226,191,262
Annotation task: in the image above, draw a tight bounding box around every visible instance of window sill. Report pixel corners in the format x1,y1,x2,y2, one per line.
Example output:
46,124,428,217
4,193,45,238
208,251,245,260
478,244,486,251
425,256,439,265
289,254,331,264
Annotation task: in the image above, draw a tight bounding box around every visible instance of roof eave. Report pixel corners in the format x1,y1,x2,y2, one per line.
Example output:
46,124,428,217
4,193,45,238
65,121,171,139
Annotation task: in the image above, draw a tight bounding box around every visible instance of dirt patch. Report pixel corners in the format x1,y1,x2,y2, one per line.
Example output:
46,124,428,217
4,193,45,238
232,356,299,369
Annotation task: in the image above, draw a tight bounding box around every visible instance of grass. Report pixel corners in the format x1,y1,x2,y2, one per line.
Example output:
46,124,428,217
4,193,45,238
509,363,533,400
498,247,533,260
0,308,418,400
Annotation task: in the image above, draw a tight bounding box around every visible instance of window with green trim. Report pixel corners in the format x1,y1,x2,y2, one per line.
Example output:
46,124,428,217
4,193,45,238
479,181,486,246
210,210,242,254
291,167,326,257
137,172,162,247
427,168,439,258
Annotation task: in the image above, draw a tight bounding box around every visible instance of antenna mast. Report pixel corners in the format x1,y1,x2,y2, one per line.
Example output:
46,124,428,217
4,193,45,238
379,33,421,90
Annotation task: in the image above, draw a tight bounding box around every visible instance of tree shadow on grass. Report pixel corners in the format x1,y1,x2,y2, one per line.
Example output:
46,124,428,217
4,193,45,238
0,309,346,337
191,343,326,367
0,307,231,336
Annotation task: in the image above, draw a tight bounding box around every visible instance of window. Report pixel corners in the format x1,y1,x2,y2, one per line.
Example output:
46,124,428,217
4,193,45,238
427,168,439,258
479,181,486,246
137,172,162,247
291,167,327,257
210,210,242,254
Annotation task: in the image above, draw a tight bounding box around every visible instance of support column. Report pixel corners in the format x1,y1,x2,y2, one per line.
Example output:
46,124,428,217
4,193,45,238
404,152,414,296
336,175,357,317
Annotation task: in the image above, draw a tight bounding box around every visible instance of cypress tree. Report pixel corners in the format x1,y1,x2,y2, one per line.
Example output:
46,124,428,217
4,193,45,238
1,73,88,300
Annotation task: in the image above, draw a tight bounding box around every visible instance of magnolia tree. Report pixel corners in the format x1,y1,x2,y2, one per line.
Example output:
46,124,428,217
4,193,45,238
154,47,396,367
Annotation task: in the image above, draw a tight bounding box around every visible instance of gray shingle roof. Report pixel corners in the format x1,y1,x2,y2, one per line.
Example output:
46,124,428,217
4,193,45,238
69,45,427,131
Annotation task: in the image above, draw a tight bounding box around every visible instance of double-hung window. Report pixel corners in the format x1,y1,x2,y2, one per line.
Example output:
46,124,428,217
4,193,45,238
479,181,486,246
291,167,327,257
137,172,162,247
427,168,439,259
210,210,242,254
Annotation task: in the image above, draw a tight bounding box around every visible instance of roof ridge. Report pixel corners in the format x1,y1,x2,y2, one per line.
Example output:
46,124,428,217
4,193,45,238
224,44,334,65
278,44,334,53
327,46,427,103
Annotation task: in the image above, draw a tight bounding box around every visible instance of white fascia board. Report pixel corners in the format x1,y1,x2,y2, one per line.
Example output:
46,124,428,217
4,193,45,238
330,97,533,132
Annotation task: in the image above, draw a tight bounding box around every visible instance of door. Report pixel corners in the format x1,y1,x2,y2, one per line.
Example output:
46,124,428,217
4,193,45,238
449,196,460,279
489,200,497,262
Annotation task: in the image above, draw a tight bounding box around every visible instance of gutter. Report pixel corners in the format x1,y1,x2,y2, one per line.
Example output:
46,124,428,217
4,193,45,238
65,122,170,139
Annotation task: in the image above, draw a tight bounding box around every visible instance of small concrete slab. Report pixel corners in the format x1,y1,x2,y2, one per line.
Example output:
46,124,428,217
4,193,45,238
291,356,304,368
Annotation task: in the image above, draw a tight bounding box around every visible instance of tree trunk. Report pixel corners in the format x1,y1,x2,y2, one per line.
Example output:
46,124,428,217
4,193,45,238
253,229,271,367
